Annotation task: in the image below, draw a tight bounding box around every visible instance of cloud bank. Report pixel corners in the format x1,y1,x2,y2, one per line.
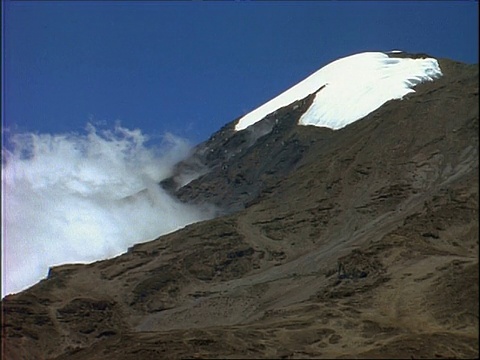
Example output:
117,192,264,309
1,124,214,298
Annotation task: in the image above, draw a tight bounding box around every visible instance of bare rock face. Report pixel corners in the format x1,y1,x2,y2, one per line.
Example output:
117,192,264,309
2,58,478,359
161,89,320,214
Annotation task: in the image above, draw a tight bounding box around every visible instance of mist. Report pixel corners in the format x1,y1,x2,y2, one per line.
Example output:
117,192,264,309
1,123,214,298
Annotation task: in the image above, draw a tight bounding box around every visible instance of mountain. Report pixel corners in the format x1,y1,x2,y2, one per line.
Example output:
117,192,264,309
2,52,478,359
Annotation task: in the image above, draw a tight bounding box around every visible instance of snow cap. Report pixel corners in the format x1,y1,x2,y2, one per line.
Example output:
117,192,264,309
235,51,442,131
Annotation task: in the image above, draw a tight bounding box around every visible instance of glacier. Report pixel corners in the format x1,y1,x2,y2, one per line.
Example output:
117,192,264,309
235,51,442,131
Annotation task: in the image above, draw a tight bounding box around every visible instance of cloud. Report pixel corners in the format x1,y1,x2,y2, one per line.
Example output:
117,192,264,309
1,123,214,298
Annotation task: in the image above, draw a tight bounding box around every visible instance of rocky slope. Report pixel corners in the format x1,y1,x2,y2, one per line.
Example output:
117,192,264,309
2,56,478,359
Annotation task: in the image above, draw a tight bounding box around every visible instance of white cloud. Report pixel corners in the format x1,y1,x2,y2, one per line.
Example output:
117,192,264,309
1,124,214,298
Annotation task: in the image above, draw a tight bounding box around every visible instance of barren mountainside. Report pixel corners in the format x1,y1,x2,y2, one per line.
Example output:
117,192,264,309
2,56,479,359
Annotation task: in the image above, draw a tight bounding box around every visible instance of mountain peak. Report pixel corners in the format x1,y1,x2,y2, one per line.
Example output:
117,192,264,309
2,54,478,359
235,51,442,131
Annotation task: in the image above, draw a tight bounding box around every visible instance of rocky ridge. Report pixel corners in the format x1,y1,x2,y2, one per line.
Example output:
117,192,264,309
1,56,479,359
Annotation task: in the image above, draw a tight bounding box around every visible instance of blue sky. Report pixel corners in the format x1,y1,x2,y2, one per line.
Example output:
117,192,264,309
3,0,479,145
